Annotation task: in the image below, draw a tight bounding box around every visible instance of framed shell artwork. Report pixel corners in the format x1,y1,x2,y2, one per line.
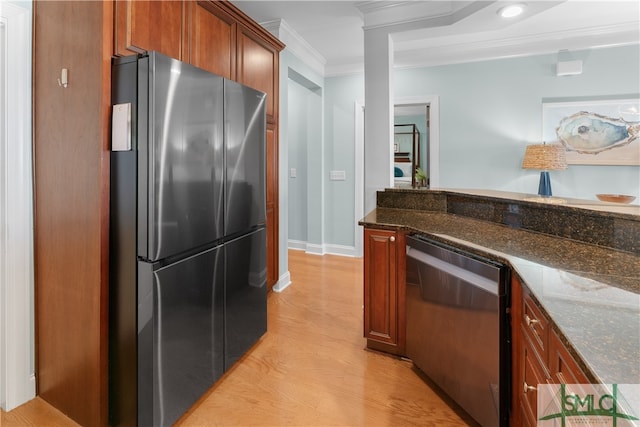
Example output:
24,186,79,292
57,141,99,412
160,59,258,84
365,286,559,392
542,98,640,165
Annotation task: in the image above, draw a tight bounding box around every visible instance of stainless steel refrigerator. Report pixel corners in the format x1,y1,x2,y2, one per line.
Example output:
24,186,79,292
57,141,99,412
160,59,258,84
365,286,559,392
109,52,267,426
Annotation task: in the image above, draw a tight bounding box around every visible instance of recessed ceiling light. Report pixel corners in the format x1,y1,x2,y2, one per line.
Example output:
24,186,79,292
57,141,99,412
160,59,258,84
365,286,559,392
498,4,526,18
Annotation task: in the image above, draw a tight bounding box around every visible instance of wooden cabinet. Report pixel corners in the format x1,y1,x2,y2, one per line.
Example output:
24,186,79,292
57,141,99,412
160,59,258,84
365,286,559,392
512,275,551,426
363,228,406,355
236,25,280,122
114,0,185,59
34,1,113,426
113,0,284,290
511,276,590,427
266,124,279,286
186,1,235,79
549,328,589,385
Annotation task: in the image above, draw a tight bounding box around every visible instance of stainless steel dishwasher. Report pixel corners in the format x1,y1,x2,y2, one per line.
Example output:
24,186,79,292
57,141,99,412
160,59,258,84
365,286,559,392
405,235,509,427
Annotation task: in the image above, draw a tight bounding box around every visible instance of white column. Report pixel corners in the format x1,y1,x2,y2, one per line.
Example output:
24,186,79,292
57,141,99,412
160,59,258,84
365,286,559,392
363,28,394,215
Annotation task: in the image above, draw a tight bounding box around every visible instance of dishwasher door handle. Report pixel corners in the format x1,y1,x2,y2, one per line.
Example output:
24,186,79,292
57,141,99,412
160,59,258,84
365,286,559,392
406,247,499,296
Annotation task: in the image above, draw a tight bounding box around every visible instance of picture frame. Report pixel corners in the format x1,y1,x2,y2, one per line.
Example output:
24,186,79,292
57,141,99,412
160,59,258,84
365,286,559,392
542,98,640,165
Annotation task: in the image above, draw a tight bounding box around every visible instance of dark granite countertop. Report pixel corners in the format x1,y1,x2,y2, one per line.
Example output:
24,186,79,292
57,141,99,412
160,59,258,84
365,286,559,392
360,207,640,384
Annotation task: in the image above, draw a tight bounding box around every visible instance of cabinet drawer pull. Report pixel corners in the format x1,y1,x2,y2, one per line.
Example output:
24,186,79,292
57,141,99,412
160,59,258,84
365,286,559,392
389,236,396,242
525,314,539,328
523,382,537,393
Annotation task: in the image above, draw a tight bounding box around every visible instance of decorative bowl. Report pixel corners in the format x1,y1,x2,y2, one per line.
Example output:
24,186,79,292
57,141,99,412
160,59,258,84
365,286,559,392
596,194,636,204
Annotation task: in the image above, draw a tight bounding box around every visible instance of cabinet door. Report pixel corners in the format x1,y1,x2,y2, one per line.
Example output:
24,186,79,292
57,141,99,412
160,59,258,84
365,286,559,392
520,332,550,426
114,0,184,59
187,1,235,79
549,329,589,385
266,124,279,289
236,25,279,122
363,228,405,355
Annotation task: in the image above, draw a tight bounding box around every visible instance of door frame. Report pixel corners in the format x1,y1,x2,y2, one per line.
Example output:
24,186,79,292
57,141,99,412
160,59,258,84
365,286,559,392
0,0,35,411
394,95,440,188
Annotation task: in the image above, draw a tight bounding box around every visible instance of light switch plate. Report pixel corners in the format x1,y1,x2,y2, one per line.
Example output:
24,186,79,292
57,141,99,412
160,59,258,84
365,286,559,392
112,103,132,151
330,170,346,181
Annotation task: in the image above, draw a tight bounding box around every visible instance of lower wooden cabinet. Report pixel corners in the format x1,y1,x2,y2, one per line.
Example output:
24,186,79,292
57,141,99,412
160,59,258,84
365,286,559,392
549,328,589,385
512,275,590,426
363,227,406,355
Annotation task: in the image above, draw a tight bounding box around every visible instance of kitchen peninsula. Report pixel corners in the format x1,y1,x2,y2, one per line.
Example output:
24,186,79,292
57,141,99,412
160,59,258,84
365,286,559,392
360,188,640,426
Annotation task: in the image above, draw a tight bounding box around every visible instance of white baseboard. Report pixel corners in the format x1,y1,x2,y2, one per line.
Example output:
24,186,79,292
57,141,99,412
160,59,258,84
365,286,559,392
324,244,359,257
287,239,307,251
305,243,325,255
287,240,359,258
273,270,291,293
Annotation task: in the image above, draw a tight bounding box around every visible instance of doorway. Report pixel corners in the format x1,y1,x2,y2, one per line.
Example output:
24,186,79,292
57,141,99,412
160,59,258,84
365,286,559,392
394,96,440,189
393,104,428,188
287,69,322,253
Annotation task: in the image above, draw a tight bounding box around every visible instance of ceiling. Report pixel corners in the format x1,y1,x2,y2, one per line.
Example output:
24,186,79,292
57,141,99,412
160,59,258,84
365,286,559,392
232,1,640,77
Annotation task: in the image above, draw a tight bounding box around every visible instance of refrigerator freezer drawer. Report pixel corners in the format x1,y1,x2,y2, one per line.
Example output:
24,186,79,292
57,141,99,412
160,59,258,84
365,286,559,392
224,227,267,369
138,245,224,427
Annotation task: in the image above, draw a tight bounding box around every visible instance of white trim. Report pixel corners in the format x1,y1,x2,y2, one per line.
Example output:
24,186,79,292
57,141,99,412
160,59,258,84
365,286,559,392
287,239,307,252
394,95,440,188
354,100,364,257
288,240,358,258
0,0,35,412
304,243,325,256
394,22,640,70
354,101,364,258
324,244,358,258
272,270,291,293
261,19,326,77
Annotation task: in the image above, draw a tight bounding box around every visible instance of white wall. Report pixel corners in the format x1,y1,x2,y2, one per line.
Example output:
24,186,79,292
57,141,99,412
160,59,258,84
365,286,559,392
393,45,640,200
319,44,639,260
0,0,35,411
280,40,639,274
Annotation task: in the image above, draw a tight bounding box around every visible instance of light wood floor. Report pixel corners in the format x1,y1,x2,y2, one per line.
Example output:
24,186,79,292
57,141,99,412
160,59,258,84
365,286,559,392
2,250,473,426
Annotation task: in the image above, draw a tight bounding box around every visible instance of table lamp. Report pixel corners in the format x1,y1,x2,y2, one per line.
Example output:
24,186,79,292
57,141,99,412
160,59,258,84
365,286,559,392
522,143,567,197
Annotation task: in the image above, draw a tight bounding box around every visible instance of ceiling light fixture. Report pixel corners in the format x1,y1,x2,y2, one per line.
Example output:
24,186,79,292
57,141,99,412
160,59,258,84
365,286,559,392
498,4,526,18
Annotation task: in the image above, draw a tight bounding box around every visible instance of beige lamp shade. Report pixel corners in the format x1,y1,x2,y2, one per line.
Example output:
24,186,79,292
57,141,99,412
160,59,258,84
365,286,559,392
522,143,568,170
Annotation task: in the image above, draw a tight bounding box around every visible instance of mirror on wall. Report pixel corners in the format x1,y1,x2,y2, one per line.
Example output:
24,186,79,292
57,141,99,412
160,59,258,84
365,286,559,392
393,104,429,188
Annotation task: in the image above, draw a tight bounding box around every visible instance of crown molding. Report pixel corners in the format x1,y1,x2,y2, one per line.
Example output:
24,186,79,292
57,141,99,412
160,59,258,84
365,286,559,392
260,19,326,77
393,22,640,70
324,21,639,76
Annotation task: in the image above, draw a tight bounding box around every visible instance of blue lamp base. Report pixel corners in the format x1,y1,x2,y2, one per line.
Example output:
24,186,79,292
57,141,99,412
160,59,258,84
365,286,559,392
538,171,552,197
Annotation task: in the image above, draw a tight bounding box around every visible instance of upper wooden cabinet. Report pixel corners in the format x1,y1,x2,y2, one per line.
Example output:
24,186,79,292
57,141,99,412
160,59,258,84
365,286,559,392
114,0,282,123
187,1,235,79
236,25,279,122
114,0,185,59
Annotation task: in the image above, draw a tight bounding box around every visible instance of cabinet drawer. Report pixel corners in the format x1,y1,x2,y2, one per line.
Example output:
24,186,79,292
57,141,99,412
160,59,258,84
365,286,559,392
522,290,549,362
